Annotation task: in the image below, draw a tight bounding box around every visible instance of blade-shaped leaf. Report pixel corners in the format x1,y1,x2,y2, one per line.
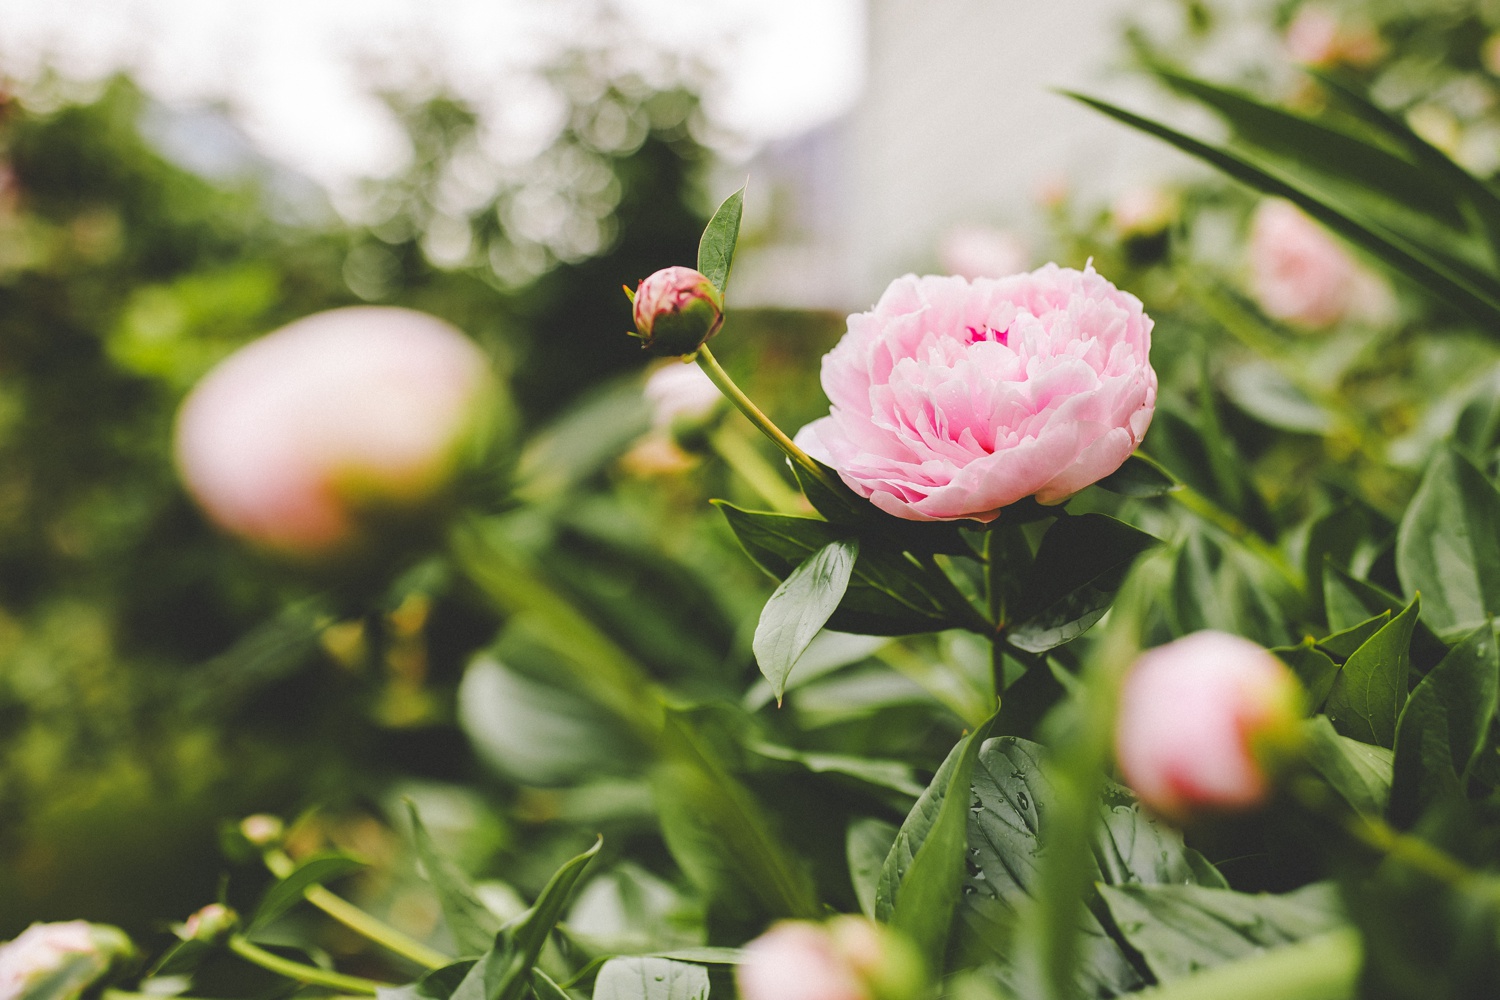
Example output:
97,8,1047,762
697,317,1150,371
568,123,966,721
753,539,859,701
1390,624,1500,826
497,838,602,1000
528,969,571,1000
1099,881,1346,984
1303,715,1394,816
1094,454,1178,497
1397,448,1500,638
248,853,366,932
697,187,743,295
407,802,502,956
593,957,710,1000
1006,514,1158,654
847,818,899,919
1325,598,1420,747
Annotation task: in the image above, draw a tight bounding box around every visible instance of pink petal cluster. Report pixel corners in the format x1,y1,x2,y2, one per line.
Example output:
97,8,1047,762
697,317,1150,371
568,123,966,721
1285,6,1383,68
795,265,1156,522
0,922,128,1000
738,922,870,1000
1115,631,1303,822
1248,200,1365,330
175,307,494,556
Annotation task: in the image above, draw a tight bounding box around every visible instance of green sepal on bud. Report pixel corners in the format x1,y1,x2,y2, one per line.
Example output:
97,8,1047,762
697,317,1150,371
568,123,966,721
629,266,725,356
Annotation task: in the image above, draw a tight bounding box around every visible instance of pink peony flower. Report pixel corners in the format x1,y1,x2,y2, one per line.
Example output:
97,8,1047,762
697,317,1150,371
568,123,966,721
631,266,724,356
1248,200,1364,330
795,265,1156,522
0,922,133,1000
737,918,924,1000
175,306,495,557
1285,7,1383,68
1115,631,1303,822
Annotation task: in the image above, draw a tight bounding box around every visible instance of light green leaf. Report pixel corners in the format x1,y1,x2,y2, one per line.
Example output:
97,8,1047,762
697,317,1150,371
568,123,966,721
593,957,709,1000
529,969,572,1000
1397,449,1500,638
1325,598,1420,747
697,188,743,295
1303,715,1394,816
249,853,366,933
847,818,900,919
1390,625,1500,826
1271,640,1339,709
753,539,859,701
1094,453,1178,497
407,802,502,957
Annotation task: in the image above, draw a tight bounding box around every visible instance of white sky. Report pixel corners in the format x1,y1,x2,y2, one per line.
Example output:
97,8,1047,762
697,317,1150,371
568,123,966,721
0,0,866,192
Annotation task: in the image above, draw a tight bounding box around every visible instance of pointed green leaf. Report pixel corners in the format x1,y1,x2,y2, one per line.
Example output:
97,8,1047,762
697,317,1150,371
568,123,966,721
1303,715,1394,816
1390,625,1500,826
407,802,502,956
847,818,899,919
1325,598,1420,747
1270,640,1339,710
1316,611,1390,662
1094,453,1178,497
697,187,743,294
529,969,572,1000
1397,449,1500,638
496,838,602,1000
753,539,859,701
593,957,710,1000
248,853,366,932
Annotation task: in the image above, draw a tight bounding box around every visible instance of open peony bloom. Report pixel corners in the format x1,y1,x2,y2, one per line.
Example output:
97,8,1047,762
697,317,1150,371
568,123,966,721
1115,631,1304,823
737,918,924,1000
0,921,134,1000
175,306,496,557
795,264,1156,521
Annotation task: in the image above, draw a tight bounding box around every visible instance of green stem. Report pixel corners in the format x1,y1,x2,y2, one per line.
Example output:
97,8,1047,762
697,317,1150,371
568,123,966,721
227,935,384,995
985,532,1007,704
709,424,806,514
694,345,842,496
262,850,450,970
1132,929,1361,1000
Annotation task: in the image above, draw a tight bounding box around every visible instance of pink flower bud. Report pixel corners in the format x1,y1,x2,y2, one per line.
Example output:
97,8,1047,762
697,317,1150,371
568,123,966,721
1115,631,1304,822
1285,7,1383,68
795,265,1156,521
180,903,238,943
737,918,925,1000
631,266,724,356
0,921,134,1000
175,307,497,558
1248,200,1362,330
239,813,285,847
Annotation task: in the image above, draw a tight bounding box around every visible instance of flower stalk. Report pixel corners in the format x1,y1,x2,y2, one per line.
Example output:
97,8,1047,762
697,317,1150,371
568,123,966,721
226,935,384,995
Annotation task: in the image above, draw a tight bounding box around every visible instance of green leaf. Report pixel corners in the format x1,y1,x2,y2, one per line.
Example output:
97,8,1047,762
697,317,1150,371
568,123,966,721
883,718,995,969
376,961,478,1000
1068,92,1500,326
1390,625,1500,826
1325,597,1421,747
529,969,572,1000
1316,611,1390,662
847,818,899,919
1397,449,1500,638
498,838,602,1000
593,957,710,1000
248,853,366,932
1222,362,1336,435
714,502,969,635
1006,514,1158,653
1094,453,1178,497
1099,881,1346,984
751,741,924,799
697,187,743,295
1169,528,1290,648
1302,715,1394,816
1271,640,1340,709
407,802,502,957
753,539,859,701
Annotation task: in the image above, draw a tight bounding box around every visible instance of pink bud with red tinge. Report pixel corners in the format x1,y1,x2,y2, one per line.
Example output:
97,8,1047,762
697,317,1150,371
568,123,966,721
1115,631,1304,822
631,266,724,356
175,306,496,558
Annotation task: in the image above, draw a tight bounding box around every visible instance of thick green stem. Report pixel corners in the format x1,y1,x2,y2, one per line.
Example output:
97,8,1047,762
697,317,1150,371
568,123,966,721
1132,929,1361,1000
262,850,449,970
985,532,1007,704
227,935,384,995
694,345,842,496
709,424,806,514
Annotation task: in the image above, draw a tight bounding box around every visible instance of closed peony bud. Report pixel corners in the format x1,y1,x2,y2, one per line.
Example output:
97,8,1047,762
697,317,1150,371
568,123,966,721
630,266,724,356
175,307,499,558
180,904,238,944
239,813,285,847
795,264,1156,521
0,921,135,1000
736,918,925,1000
1115,631,1304,822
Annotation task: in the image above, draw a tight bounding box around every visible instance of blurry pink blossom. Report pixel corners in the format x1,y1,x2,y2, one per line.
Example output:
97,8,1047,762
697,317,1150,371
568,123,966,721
644,361,723,429
1248,199,1385,330
1285,7,1383,68
737,918,924,1000
937,225,1029,281
0,922,132,1000
631,265,724,356
181,904,237,943
795,265,1156,521
175,307,495,557
1115,631,1303,822
1111,187,1176,239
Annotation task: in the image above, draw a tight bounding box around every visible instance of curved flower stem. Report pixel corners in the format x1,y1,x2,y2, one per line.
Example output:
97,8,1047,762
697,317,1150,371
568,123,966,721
262,849,449,970
226,935,384,995
708,424,806,514
694,345,844,497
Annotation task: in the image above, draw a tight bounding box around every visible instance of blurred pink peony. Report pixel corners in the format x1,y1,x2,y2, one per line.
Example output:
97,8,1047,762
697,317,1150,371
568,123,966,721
737,918,924,1000
937,225,1029,281
644,361,723,429
175,307,495,557
795,265,1156,521
1115,631,1303,822
1111,187,1176,239
1248,200,1366,330
631,265,724,356
1285,6,1383,68
0,921,133,1000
